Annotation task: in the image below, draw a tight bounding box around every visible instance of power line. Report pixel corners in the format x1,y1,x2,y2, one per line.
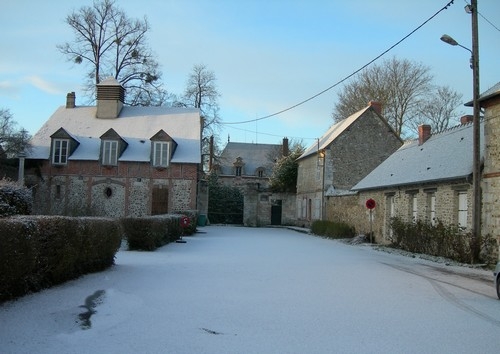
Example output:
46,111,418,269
463,0,500,32
223,0,456,126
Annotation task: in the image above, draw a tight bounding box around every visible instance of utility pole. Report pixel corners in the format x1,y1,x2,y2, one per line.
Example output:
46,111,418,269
470,0,481,263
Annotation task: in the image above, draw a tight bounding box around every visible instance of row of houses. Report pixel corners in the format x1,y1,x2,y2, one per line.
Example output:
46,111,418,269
214,83,500,257
20,78,500,257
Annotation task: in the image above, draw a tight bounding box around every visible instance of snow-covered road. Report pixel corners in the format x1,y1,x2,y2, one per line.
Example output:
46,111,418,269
1,226,499,353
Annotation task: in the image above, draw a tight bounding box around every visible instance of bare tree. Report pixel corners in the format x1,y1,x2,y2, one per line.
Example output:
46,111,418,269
0,109,31,158
58,0,167,106
332,57,433,138
411,86,464,133
179,64,222,159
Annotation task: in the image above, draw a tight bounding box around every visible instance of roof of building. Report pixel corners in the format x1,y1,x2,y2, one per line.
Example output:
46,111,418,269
352,121,485,191
27,106,201,163
218,142,280,176
465,81,500,106
298,105,383,160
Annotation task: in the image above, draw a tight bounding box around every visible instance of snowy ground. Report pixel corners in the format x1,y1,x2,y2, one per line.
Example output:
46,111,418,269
1,226,499,354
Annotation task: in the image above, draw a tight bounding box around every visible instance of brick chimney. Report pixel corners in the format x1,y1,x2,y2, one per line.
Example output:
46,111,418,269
282,137,289,157
96,77,125,119
460,115,473,124
368,101,382,115
418,124,431,145
66,92,76,108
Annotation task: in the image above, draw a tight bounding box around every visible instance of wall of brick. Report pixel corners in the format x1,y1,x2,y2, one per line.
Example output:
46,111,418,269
25,160,198,217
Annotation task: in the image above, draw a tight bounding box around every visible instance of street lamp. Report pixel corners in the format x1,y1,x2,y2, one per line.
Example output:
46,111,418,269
440,0,480,262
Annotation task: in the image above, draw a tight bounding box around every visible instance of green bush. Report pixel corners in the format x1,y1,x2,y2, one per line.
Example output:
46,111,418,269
389,217,498,265
122,213,197,251
0,178,32,216
0,216,122,303
311,220,356,239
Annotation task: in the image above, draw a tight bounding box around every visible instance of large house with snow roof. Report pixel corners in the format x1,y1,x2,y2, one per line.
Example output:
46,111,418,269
24,78,202,217
295,101,402,225
347,117,484,243
212,138,295,226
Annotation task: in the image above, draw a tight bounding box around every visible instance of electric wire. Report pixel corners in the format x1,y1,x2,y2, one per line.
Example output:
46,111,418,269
223,0,456,126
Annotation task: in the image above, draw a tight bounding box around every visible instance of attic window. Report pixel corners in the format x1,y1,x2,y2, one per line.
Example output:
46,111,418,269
52,139,69,165
102,140,118,165
153,142,170,167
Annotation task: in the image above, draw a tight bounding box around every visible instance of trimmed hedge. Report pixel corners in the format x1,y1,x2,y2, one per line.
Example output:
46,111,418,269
122,212,198,251
311,220,356,239
0,215,122,303
0,179,32,217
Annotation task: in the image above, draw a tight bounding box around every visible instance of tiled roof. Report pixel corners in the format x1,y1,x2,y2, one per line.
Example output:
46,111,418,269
27,106,201,164
352,121,484,191
218,142,280,176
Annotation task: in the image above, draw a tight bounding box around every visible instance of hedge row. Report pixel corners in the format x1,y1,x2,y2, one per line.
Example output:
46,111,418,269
311,220,356,239
122,211,198,251
0,216,122,303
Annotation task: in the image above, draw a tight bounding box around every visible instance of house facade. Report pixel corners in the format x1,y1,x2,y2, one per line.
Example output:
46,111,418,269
213,138,296,226
474,83,500,257
348,117,484,243
296,101,402,226
24,78,202,217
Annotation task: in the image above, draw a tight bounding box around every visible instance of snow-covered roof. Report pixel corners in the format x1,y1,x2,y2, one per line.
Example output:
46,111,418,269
218,142,280,175
465,81,500,106
298,106,371,160
352,121,485,191
27,106,201,164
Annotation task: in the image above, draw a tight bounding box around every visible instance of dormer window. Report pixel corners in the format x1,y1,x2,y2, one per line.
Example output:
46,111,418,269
100,128,128,166
50,128,80,166
150,129,177,169
102,140,118,165
153,141,170,167
233,156,244,177
52,139,69,165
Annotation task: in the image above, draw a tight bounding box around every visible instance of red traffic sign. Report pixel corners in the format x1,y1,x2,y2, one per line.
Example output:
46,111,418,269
365,198,376,210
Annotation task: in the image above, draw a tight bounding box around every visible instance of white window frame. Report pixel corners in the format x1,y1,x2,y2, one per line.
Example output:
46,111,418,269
458,191,468,229
102,140,118,166
52,139,69,165
428,193,436,226
153,142,170,167
411,194,418,223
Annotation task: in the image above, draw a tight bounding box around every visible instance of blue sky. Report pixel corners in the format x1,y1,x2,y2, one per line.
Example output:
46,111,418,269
1,0,499,147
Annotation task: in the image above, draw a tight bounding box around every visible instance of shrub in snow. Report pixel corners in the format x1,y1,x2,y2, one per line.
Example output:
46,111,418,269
0,178,32,216
121,213,196,251
0,216,122,303
389,217,498,265
311,220,356,239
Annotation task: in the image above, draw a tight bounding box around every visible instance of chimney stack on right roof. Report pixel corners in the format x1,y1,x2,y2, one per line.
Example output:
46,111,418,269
368,101,382,115
418,124,431,145
461,115,473,124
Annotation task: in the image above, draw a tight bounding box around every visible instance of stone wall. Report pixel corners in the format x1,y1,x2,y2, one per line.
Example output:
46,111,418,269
326,180,473,244
481,95,500,257
25,160,199,217
296,108,402,226
243,187,297,227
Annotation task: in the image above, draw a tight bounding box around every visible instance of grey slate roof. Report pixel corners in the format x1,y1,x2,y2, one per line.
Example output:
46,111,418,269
28,106,201,164
465,81,500,106
352,121,484,191
298,106,371,160
218,142,280,176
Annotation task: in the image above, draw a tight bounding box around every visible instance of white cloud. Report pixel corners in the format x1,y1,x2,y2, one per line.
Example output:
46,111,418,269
23,76,63,95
